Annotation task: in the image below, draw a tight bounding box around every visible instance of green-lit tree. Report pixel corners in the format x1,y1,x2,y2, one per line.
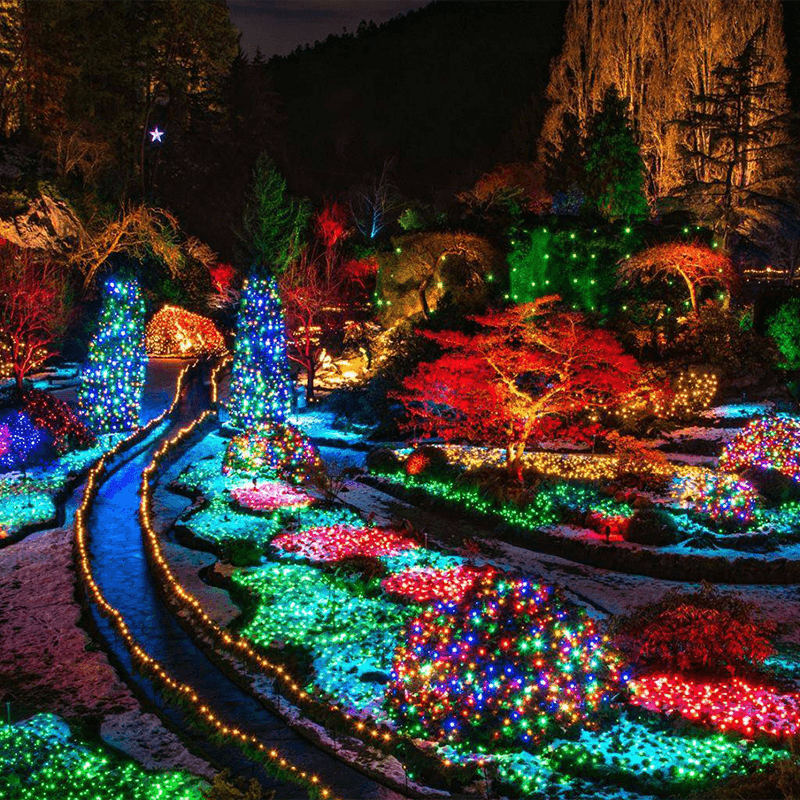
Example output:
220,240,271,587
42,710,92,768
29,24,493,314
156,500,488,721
242,153,309,272
583,87,649,222
228,273,293,429
767,298,800,370
79,276,147,433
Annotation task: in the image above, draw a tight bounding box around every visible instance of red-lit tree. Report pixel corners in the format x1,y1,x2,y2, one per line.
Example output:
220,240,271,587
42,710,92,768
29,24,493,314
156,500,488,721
618,242,736,314
395,297,640,477
279,203,358,402
0,242,71,389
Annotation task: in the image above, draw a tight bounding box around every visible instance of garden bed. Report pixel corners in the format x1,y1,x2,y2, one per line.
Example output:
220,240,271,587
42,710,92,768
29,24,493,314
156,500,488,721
146,427,795,799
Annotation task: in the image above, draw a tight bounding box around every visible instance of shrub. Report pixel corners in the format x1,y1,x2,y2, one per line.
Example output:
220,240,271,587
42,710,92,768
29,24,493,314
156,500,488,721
622,507,679,546
404,445,451,478
720,417,800,483
387,570,625,749
223,421,322,484
22,389,95,454
366,447,402,474
614,585,775,676
766,297,800,370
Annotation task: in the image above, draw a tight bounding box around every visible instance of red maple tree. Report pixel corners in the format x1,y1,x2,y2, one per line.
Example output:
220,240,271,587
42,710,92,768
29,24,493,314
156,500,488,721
0,242,72,389
395,297,640,477
279,203,364,402
618,242,736,314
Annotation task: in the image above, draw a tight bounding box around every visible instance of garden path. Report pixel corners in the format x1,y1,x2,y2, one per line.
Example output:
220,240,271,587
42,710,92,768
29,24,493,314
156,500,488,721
83,382,405,800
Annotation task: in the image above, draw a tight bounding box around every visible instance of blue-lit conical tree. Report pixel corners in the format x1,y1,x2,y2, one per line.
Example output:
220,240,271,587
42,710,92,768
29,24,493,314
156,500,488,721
228,273,292,429
79,276,147,433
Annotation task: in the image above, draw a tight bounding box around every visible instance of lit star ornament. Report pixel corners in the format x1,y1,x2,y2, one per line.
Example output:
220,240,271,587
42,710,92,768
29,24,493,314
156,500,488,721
149,127,164,143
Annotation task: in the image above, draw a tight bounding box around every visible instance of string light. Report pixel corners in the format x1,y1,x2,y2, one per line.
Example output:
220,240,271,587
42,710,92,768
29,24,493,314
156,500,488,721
380,565,485,604
230,481,314,512
146,305,227,358
78,277,147,433
223,421,322,484
0,713,204,799
273,524,419,563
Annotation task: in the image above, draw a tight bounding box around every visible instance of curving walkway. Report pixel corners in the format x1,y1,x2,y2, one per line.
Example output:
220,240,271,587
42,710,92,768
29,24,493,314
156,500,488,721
83,387,403,799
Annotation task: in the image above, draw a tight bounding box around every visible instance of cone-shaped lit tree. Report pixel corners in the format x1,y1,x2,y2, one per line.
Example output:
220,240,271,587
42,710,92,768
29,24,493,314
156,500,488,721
79,276,147,433
228,273,293,429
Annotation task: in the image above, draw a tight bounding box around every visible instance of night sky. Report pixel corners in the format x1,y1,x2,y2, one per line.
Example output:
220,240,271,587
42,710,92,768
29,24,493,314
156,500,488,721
227,0,431,58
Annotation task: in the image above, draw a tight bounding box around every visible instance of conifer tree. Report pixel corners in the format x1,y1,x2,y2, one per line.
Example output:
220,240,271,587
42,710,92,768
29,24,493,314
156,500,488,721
243,153,309,272
583,87,649,221
79,276,146,433
228,273,293,429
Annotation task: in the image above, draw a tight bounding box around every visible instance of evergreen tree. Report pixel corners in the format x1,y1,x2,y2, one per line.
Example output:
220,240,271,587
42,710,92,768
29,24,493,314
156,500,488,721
243,153,309,271
79,277,147,433
678,25,795,254
228,273,293,429
583,87,649,222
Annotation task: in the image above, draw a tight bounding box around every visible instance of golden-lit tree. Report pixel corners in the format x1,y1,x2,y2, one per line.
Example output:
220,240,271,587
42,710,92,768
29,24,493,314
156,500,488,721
617,242,736,314
539,0,790,203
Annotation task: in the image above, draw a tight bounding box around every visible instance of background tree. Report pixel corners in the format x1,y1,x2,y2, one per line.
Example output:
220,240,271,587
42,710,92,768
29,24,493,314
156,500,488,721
583,87,649,221
78,276,146,433
677,24,795,255
539,0,790,205
618,242,736,314
395,297,640,477
0,242,71,389
243,153,310,271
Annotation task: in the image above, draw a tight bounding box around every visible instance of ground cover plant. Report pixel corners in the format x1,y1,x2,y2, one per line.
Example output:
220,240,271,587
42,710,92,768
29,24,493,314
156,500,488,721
0,714,205,800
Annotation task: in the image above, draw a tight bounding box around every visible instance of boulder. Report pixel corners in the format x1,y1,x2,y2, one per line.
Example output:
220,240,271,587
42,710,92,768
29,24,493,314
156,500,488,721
0,194,81,252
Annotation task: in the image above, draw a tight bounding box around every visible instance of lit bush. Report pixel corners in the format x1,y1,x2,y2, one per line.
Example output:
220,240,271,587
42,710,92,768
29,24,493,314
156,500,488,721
222,421,322,484
386,570,625,749
719,417,800,483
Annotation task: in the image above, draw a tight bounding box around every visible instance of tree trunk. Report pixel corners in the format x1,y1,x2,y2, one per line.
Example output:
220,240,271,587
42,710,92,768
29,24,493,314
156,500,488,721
305,363,315,403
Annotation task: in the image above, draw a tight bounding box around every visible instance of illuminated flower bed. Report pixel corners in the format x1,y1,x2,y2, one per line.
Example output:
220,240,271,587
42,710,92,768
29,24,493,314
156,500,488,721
630,674,800,740
387,571,626,749
232,562,413,713
720,417,800,482
183,495,282,546
231,481,314,512
273,524,419,563
145,304,227,358
0,714,204,800
380,564,485,604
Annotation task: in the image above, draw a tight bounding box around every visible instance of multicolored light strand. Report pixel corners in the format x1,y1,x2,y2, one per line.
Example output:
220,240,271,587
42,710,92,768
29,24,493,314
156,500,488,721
387,570,626,749
223,421,322,484
720,417,800,482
